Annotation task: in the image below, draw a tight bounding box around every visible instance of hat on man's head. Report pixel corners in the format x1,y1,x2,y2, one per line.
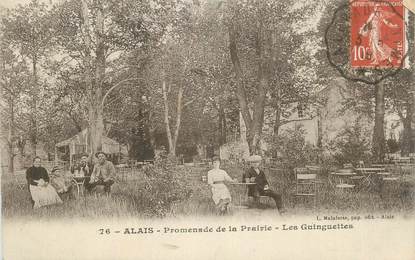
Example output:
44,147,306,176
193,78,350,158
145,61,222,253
95,151,107,158
247,155,262,163
51,166,61,173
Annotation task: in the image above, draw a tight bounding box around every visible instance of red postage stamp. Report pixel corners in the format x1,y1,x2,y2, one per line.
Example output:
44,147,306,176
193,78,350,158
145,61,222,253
350,0,405,68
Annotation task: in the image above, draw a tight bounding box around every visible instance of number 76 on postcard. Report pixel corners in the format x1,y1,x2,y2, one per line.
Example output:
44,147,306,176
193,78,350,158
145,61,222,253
350,0,407,68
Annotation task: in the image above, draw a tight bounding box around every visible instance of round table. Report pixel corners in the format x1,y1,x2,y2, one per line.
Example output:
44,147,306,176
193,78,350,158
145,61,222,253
330,171,356,182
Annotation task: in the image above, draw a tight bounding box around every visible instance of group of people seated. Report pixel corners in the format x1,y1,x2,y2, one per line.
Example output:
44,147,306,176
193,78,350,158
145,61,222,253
207,155,284,215
26,151,281,214
25,151,116,209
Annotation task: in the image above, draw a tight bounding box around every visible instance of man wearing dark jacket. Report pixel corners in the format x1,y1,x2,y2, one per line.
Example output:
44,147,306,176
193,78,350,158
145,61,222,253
243,155,284,212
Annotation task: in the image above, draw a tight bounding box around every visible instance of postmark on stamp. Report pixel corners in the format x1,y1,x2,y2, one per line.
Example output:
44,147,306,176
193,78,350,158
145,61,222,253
325,0,411,84
350,0,405,68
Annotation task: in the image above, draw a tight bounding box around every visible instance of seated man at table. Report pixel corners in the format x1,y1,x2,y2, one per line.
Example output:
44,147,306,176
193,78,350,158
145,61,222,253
242,155,284,212
89,151,116,194
71,154,94,193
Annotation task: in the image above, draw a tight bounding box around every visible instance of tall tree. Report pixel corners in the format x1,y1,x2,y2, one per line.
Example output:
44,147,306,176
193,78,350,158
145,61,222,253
0,44,29,173
2,0,55,158
225,0,323,154
53,0,174,159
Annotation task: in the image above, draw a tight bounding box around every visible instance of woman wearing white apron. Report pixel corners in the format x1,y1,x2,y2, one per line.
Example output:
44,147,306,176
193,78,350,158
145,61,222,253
207,156,236,215
26,157,63,209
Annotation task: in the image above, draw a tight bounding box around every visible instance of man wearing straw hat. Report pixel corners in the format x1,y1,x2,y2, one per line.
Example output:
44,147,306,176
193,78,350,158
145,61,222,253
89,151,116,194
243,155,284,212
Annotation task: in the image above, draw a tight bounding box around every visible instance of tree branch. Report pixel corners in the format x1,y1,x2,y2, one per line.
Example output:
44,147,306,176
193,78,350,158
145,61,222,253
101,77,143,108
279,114,318,126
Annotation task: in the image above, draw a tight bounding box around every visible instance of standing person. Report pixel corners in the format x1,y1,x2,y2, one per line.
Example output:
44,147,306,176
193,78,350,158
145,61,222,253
26,157,63,209
242,155,285,212
71,154,94,192
207,156,236,215
89,151,116,194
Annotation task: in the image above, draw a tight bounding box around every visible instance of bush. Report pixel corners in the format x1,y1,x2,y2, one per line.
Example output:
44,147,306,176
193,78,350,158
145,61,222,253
118,157,192,217
328,121,371,166
268,124,322,170
386,138,400,154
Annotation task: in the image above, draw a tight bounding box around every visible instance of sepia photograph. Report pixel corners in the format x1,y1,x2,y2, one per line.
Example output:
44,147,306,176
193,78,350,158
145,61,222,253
0,0,414,259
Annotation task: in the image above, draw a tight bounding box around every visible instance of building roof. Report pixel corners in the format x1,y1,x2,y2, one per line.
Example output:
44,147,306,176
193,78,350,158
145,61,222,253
56,129,121,154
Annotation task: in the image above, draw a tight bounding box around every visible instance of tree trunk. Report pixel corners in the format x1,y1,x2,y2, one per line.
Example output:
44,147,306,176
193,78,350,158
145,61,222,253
30,56,38,158
93,1,105,154
81,0,94,159
401,114,411,156
218,102,226,145
172,86,183,156
249,17,267,155
372,83,386,162
228,17,267,155
90,106,104,154
317,108,323,148
81,0,105,158
222,105,227,144
161,69,184,158
274,104,281,136
250,70,266,154
228,22,253,136
148,110,156,149
7,100,14,174
162,79,175,156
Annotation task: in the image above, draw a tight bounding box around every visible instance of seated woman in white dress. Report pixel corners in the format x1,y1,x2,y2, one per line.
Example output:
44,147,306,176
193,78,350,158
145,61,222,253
26,157,63,209
207,156,236,215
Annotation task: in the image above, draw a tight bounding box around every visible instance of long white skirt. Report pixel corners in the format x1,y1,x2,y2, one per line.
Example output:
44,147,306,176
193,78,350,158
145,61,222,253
29,184,63,209
211,184,232,205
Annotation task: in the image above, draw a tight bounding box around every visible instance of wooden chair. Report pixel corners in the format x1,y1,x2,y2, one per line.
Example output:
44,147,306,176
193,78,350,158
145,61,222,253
294,173,317,207
71,176,86,197
350,161,372,191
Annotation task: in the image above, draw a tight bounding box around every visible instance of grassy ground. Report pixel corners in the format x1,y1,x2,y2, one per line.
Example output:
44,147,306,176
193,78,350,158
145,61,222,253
2,164,414,220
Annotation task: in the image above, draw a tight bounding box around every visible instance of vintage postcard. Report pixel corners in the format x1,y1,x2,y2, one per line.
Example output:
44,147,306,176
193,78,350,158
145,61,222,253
1,0,414,259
